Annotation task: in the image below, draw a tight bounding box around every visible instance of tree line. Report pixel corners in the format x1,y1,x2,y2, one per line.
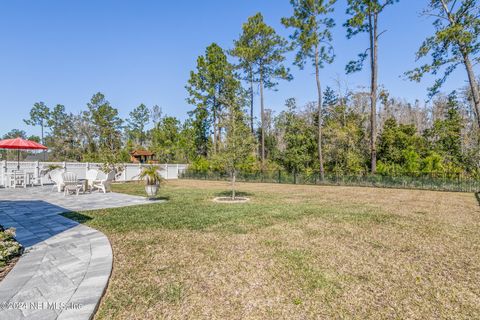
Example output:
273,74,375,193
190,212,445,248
6,0,480,178
2,94,197,165
186,0,480,178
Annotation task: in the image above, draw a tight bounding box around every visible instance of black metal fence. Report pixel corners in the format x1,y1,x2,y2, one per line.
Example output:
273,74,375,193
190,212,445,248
180,170,480,193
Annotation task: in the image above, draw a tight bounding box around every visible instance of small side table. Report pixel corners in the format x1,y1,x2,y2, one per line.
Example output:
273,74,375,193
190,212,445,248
64,182,82,196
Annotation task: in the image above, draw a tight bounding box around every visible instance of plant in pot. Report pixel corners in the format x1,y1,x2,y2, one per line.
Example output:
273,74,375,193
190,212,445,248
138,165,163,199
43,164,62,178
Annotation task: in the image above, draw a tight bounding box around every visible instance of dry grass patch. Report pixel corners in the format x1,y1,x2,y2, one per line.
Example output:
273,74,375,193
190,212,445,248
71,180,480,319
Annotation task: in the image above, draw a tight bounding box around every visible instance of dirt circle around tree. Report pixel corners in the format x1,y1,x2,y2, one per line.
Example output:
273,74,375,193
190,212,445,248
212,197,251,204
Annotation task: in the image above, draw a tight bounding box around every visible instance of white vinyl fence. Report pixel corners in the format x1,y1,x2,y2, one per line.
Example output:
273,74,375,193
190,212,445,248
0,161,188,187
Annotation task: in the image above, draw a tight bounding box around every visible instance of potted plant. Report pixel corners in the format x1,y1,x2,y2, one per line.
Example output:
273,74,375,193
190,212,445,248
43,164,62,178
138,165,163,199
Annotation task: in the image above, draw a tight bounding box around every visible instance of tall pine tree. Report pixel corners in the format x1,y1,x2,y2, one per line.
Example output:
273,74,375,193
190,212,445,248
231,13,292,167
187,43,237,155
282,0,336,180
345,0,399,174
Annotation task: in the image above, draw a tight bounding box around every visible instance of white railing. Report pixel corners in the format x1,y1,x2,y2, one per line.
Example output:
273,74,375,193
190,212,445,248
0,161,188,187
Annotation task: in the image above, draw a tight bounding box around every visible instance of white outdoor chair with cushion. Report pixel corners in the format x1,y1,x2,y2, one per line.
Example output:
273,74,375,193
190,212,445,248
62,172,81,196
86,169,99,191
49,169,65,192
92,170,115,193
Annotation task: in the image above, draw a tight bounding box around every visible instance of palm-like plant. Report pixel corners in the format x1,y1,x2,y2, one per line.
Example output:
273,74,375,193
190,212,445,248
138,165,163,185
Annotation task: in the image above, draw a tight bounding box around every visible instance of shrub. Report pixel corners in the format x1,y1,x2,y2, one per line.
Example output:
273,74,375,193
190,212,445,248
190,157,211,172
0,226,23,268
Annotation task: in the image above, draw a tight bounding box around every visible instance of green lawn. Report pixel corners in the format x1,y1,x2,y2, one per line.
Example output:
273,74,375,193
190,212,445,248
65,180,480,319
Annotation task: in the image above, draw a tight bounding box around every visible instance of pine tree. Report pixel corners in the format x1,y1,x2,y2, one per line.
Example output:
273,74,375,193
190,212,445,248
187,43,237,155
282,0,336,180
345,0,399,174
127,104,150,147
231,13,292,167
24,101,50,160
406,0,480,128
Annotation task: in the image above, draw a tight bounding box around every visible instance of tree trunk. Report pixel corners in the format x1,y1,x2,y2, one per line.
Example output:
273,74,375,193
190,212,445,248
232,170,236,200
369,12,378,174
439,0,480,128
216,87,223,151
212,97,217,154
315,45,325,181
260,71,265,168
461,51,480,128
249,69,255,134
216,113,221,153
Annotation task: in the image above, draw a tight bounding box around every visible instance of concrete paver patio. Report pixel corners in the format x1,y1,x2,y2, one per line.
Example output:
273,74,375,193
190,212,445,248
0,186,159,320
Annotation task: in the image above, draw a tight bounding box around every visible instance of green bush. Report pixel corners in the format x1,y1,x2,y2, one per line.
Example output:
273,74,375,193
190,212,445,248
0,226,23,268
189,156,211,172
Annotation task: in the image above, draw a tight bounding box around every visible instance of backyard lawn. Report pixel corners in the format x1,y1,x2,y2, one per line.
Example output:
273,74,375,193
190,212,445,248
65,180,480,319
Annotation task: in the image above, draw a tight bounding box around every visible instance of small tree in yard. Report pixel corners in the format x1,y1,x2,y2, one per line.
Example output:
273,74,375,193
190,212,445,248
218,97,255,200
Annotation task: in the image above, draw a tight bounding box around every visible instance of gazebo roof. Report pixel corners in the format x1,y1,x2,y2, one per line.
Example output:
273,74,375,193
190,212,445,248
130,150,154,156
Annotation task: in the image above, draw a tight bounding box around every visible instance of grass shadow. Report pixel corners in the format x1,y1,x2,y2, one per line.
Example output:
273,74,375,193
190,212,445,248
146,196,170,201
215,190,255,197
62,212,93,224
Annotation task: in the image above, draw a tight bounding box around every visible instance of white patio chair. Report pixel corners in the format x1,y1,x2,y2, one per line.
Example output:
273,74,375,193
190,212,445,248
62,172,81,196
24,171,35,187
49,169,65,192
4,172,15,188
38,168,51,186
7,171,26,188
1,173,8,188
86,169,99,191
92,171,115,193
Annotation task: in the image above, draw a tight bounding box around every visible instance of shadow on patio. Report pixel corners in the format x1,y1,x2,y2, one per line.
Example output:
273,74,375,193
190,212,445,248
0,185,162,247
0,200,84,247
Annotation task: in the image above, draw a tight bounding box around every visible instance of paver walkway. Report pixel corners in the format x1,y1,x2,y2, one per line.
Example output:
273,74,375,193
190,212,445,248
0,186,159,320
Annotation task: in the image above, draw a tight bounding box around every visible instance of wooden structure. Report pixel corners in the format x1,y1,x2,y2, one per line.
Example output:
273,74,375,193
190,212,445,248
130,150,155,164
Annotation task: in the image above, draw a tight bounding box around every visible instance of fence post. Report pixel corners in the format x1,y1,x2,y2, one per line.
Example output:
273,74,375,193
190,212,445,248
1,160,6,186
35,161,40,184
294,169,297,184
62,161,67,172
278,170,281,184
123,163,127,181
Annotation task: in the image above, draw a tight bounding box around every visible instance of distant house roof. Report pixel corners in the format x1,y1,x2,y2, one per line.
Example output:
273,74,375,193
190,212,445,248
130,150,155,156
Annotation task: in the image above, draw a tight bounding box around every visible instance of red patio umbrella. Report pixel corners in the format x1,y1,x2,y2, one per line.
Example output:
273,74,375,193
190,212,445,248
0,137,48,170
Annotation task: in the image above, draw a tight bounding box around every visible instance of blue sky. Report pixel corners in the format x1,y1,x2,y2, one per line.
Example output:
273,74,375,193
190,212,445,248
0,0,475,137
